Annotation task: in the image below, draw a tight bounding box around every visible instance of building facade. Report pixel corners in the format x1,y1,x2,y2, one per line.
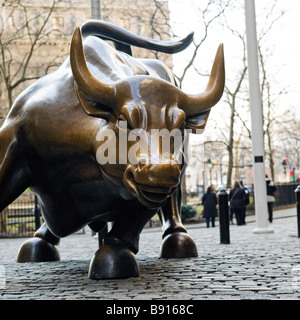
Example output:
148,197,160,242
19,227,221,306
0,0,171,124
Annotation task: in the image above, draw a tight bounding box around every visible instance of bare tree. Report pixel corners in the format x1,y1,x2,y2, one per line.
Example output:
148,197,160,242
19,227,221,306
213,14,249,187
173,0,231,89
224,53,248,186
220,1,288,185
0,0,62,109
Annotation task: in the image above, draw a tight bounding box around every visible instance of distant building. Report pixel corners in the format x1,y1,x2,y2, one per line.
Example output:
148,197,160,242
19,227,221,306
0,0,171,124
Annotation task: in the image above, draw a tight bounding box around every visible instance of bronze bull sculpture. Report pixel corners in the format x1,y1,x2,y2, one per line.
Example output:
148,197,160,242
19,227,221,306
0,20,225,279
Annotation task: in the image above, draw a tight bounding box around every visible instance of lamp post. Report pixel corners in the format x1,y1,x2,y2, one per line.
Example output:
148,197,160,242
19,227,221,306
244,0,273,233
91,0,101,19
282,158,289,181
207,158,213,185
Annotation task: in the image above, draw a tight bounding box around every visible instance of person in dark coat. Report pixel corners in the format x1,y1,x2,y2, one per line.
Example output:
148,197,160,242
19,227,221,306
240,180,250,225
229,181,246,226
202,186,218,228
266,179,276,223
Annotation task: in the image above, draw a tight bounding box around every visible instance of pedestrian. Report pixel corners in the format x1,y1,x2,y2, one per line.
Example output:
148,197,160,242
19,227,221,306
240,181,250,225
266,178,276,223
229,181,246,226
202,186,218,228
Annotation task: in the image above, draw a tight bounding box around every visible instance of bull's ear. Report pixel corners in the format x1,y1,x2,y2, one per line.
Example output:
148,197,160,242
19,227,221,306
76,86,115,121
185,110,210,134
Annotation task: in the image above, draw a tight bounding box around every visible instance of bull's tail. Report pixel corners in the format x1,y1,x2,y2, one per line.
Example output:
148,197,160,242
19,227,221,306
80,19,193,56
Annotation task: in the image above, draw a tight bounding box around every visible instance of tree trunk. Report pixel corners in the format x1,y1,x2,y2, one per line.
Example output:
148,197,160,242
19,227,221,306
226,104,235,188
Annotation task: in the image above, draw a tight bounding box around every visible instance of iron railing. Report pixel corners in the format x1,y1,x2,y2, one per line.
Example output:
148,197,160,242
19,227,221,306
0,191,42,238
273,182,298,208
0,183,298,237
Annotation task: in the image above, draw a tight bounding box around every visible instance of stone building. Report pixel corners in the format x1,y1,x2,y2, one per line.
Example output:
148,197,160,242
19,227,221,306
0,0,171,124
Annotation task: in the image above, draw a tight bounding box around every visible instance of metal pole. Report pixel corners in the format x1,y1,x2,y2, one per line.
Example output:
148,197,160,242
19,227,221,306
295,186,300,238
218,190,230,244
244,0,273,233
90,0,101,19
90,0,104,246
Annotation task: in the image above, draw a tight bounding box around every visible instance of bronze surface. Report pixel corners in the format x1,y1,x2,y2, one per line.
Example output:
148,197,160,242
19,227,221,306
0,20,224,279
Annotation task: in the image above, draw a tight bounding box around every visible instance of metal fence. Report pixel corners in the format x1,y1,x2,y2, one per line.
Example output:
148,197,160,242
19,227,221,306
0,192,42,238
0,183,298,237
246,182,298,212
274,182,299,208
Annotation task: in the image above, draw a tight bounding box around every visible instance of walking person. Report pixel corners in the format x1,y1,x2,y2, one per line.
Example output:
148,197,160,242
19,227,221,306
229,181,246,226
266,178,276,223
202,186,218,228
240,181,250,225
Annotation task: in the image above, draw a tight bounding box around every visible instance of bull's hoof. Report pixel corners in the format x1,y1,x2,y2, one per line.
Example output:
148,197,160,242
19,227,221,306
17,237,60,262
159,232,198,258
88,244,140,279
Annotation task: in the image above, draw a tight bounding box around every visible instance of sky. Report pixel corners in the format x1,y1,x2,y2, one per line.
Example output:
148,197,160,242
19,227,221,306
168,0,300,113
167,0,300,186
168,0,300,141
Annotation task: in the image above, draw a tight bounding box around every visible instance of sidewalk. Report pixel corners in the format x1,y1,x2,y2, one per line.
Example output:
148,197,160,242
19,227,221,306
0,207,299,300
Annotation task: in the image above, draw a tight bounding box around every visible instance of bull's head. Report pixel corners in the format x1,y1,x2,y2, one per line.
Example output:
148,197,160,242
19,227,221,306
70,27,225,208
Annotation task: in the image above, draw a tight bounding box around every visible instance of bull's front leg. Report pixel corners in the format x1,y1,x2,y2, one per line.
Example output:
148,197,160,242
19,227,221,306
158,186,198,258
88,200,156,280
17,222,60,262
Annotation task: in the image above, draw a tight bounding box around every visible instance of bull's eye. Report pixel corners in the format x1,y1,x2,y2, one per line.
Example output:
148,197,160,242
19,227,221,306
117,114,133,131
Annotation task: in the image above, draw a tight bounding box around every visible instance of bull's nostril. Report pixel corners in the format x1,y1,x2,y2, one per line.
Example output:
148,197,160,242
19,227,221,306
138,162,146,171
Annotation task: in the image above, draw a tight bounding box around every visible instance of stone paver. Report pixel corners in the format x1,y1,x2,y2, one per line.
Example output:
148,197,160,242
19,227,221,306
0,207,300,300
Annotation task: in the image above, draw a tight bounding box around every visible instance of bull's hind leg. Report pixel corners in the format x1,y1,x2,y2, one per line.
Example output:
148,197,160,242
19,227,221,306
0,124,30,213
0,125,59,262
88,201,156,279
158,187,198,258
17,222,60,262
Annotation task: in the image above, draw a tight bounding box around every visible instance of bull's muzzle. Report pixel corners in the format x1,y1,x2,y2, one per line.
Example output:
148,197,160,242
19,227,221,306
123,159,181,208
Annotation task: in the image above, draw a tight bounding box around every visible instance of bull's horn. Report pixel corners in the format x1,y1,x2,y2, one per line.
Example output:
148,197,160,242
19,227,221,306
181,44,225,117
70,27,117,107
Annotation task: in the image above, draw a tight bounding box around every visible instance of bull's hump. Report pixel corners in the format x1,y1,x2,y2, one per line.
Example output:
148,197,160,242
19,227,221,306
83,36,150,81
5,64,71,126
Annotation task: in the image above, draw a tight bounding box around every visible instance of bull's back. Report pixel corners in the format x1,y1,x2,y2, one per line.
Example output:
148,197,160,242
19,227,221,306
1,35,171,235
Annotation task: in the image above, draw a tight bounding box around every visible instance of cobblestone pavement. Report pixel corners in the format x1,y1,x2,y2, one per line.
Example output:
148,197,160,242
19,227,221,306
0,207,300,300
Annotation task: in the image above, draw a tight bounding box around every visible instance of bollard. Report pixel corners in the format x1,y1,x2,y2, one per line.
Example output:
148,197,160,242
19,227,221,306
218,189,230,244
294,186,300,238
